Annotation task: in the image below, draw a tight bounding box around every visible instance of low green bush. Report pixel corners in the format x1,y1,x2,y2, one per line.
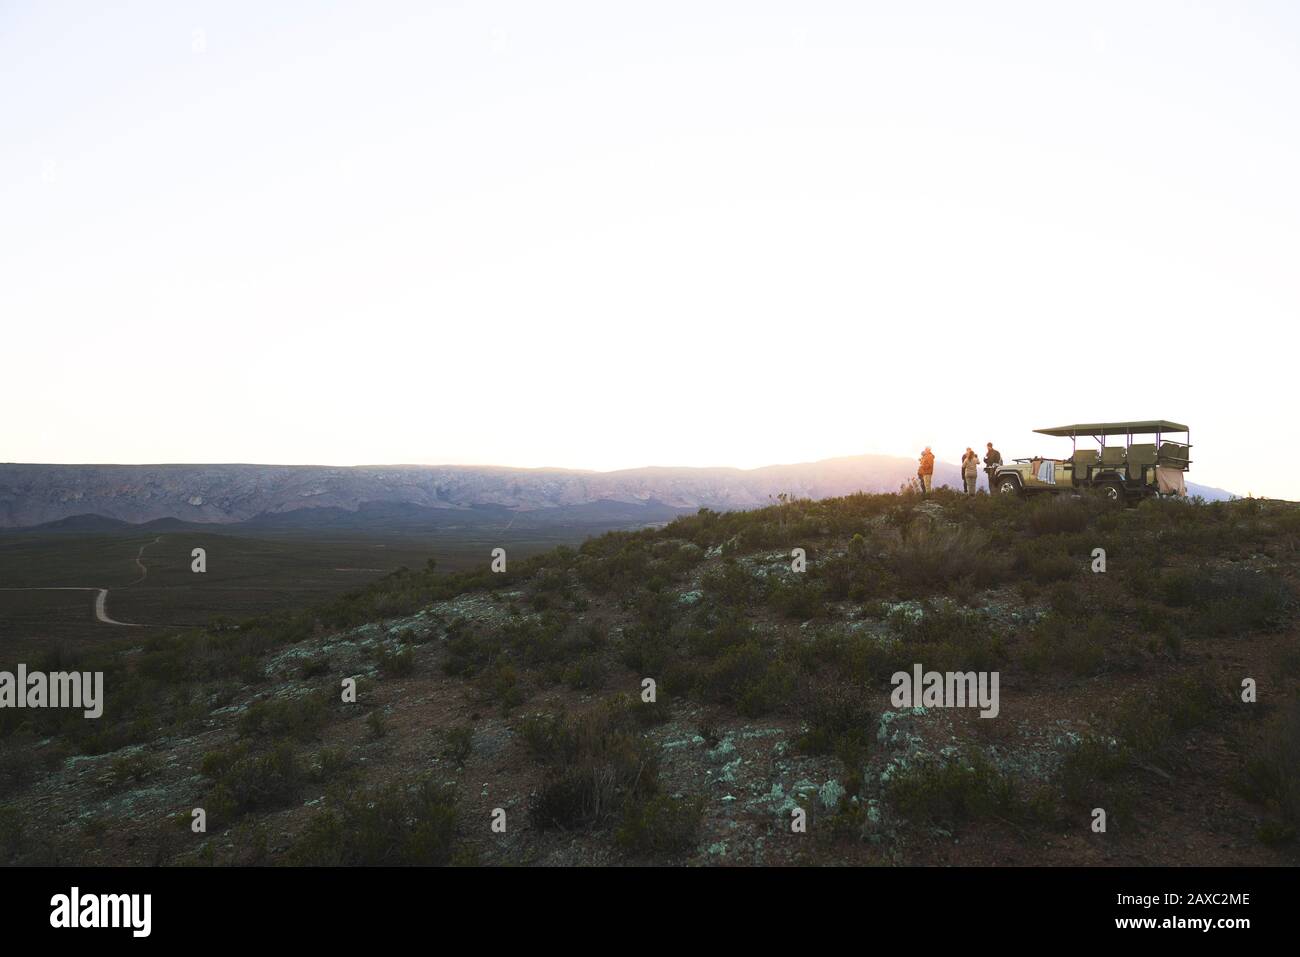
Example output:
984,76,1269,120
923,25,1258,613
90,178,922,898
290,777,459,865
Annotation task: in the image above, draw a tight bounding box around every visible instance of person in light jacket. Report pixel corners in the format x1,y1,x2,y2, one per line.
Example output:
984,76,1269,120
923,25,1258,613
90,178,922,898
962,448,980,494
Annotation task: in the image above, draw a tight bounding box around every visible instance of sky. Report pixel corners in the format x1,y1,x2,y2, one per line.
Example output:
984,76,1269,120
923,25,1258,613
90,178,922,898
2,1,1298,498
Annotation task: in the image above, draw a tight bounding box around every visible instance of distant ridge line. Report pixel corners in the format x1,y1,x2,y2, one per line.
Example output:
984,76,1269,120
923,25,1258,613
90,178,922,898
0,457,1237,529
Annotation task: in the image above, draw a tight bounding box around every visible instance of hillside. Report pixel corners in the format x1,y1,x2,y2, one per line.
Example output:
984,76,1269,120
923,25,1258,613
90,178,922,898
2,489,1295,867
0,458,1234,530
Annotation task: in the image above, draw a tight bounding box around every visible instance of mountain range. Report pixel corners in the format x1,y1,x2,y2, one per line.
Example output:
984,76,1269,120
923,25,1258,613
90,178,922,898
0,457,1235,530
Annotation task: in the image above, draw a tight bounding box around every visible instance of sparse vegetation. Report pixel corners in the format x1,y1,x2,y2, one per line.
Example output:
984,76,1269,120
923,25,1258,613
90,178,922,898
201,742,306,822
1241,698,1300,844
886,749,1046,827
617,794,705,856
2,491,1297,865
289,777,461,865
444,726,474,766
526,700,660,831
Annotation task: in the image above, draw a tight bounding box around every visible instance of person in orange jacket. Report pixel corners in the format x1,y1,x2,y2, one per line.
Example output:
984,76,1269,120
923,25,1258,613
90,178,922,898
918,447,935,495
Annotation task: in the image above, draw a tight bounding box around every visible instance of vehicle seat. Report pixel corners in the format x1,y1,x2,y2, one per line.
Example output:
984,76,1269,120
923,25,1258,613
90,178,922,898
1157,442,1190,467
1128,443,1157,481
1100,446,1126,467
1071,449,1099,483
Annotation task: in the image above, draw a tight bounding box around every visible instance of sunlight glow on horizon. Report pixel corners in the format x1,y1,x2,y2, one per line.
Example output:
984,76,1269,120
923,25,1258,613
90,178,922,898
2,1,1297,498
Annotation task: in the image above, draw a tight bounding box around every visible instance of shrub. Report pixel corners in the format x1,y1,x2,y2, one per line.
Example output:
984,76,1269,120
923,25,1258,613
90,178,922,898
1055,734,1135,823
529,747,657,830
1045,582,1082,616
631,690,674,727
700,560,761,607
616,795,705,856
375,646,416,678
202,742,305,820
1241,698,1300,842
300,657,332,679
620,626,670,674
1112,670,1226,758
444,726,474,766
766,577,826,620
314,747,353,782
885,603,1005,674
290,778,459,865
795,675,873,758
1026,497,1096,536
237,694,328,742
1024,613,1108,677
685,613,756,660
562,655,606,691
443,628,501,677
827,801,870,842
501,613,571,667
1160,566,1292,638
481,661,526,712
886,750,1024,826
698,642,794,717
888,602,985,645
0,807,24,862
631,589,676,633
885,523,1010,591
518,711,572,762
101,752,158,791
800,626,899,686
526,701,660,830
0,732,42,797
1038,554,1077,584
816,554,856,602
576,538,653,594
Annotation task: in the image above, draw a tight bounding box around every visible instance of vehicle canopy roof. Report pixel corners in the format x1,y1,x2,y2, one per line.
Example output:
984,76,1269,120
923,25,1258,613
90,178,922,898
1034,420,1189,438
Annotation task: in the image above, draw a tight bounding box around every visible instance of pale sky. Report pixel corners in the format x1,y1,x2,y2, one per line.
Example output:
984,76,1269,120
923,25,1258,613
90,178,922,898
2,1,1297,497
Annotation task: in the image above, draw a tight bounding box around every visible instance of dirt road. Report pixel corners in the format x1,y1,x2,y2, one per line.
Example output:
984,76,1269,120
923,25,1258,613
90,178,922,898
0,536,161,627
0,586,140,626
127,536,162,585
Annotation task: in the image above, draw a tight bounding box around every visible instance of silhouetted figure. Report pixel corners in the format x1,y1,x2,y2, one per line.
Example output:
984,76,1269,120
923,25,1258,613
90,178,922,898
982,442,1003,492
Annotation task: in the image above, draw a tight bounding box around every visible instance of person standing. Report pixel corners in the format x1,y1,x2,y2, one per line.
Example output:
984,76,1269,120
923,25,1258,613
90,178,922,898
962,447,979,494
918,447,935,495
983,442,1002,487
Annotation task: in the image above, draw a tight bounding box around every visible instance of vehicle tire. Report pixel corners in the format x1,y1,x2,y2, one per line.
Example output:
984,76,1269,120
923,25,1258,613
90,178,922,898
1098,481,1124,504
996,475,1022,496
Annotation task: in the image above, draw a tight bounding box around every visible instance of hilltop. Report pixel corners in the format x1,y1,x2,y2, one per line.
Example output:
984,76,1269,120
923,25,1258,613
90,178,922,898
1,489,1295,867
0,457,1234,530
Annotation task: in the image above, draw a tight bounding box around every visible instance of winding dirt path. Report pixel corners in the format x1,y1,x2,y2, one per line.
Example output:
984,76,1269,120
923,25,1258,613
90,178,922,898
0,586,140,626
127,536,163,586
0,536,162,627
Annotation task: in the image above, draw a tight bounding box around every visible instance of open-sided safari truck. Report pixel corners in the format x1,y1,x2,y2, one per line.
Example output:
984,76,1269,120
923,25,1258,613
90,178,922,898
986,420,1191,503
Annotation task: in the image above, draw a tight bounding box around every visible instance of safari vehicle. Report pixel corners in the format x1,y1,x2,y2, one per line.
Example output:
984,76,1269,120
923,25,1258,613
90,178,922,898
986,420,1191,503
